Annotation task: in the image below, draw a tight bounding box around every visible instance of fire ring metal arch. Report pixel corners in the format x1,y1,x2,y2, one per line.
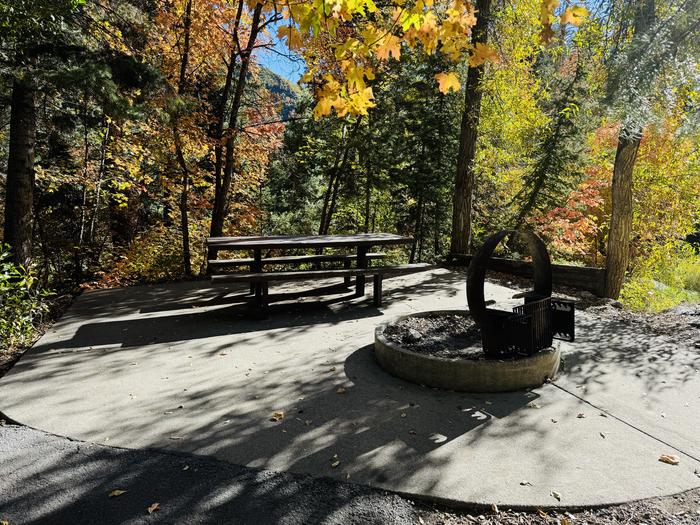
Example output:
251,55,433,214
467,230,552,327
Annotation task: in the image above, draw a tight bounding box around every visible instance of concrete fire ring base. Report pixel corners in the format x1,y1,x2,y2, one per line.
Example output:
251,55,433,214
374,309,561,393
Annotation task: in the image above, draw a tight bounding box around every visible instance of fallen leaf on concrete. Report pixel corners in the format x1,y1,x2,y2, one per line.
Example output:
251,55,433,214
331,454,340,468
599,412,608,418
270,411,285,422
520,480,532,486
329,367,336,372
577,413,586,418
528,403,541,409
147,502,160,514
551,418,558,423
169,436,183,440
551,490,561,501
659,454,680,465
600,432,607,438
694,469,700,478
336,387,347,394
491,503,499,513
400,412,407,418
108,489,127,498
182,465,190,471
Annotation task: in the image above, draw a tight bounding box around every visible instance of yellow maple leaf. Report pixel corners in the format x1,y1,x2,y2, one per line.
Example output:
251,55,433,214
346,87,376,115
540,0,560,25
374,35,401,61
313,97,333,119
469,43,499,67
435,72,461,94
560,5,588,26
277,25,303,51
346,66,375,92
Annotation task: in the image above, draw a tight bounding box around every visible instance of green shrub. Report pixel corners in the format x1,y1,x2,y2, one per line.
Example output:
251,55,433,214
0,245,48,354
620,242,700,312
100,226,187,285
678,257,700,293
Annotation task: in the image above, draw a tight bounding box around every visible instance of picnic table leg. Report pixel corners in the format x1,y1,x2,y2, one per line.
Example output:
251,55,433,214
253,248,262,299
355,246,367,296
373,274,383,306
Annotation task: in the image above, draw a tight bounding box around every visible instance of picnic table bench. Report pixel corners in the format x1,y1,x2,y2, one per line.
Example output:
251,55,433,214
207,233,431,311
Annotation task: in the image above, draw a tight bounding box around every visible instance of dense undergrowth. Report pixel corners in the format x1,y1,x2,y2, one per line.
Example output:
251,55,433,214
0,245,48,356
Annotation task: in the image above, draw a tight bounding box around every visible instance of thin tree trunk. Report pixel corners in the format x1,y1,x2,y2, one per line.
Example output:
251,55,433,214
418,194,426,262
604,0,655,298
364,166,371,233
89,120,110,243
604,132,640,298
449,0,491,258
78,93,90,250
319,123,347,235
174,0,193,276
410,193,424,263
3,76,36,268
213,0,244,205
319,118,362,235
324,164,344,235
210,2,263,249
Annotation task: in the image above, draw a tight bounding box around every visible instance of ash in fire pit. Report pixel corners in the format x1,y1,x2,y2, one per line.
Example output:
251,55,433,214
382,313,482,359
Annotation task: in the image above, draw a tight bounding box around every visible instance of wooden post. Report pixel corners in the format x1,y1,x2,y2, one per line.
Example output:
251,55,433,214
373,274,383,306
252,248,262,297
355,245,368,296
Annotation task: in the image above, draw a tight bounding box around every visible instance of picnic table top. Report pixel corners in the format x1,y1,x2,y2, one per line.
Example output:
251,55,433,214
207,233,413,250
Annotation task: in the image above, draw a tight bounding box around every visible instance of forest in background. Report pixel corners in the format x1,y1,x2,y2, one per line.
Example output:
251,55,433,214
1,0,699,352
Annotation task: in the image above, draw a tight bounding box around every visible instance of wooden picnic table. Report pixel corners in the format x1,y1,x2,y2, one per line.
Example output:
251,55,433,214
207,233,414,297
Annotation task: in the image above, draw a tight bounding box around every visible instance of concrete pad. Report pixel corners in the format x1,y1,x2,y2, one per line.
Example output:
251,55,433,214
1,269,698,508
556,315,700,460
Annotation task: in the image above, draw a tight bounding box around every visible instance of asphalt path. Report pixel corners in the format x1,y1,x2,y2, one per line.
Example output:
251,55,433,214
0,424,417,525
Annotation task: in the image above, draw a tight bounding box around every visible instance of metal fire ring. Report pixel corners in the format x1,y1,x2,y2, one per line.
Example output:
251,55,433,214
466,230,552,327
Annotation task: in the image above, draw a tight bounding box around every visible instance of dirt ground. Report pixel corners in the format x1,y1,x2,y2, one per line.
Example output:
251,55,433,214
416,486,700,524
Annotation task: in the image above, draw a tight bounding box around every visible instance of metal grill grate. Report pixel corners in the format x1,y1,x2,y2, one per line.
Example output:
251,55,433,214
515,297,553,351
467,230,576,360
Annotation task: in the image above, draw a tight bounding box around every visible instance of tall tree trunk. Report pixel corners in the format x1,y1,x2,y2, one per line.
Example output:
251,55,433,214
319,123,347,235
449,0,491,258
174,0,193,276
209,2,263,250
604,0,655,298
3,76,36,268
604,132,640,298
319,118,362,235
89,120,110,243
78,91,90,251
364,166,371,233
212,0,244,206
410,192,425,263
